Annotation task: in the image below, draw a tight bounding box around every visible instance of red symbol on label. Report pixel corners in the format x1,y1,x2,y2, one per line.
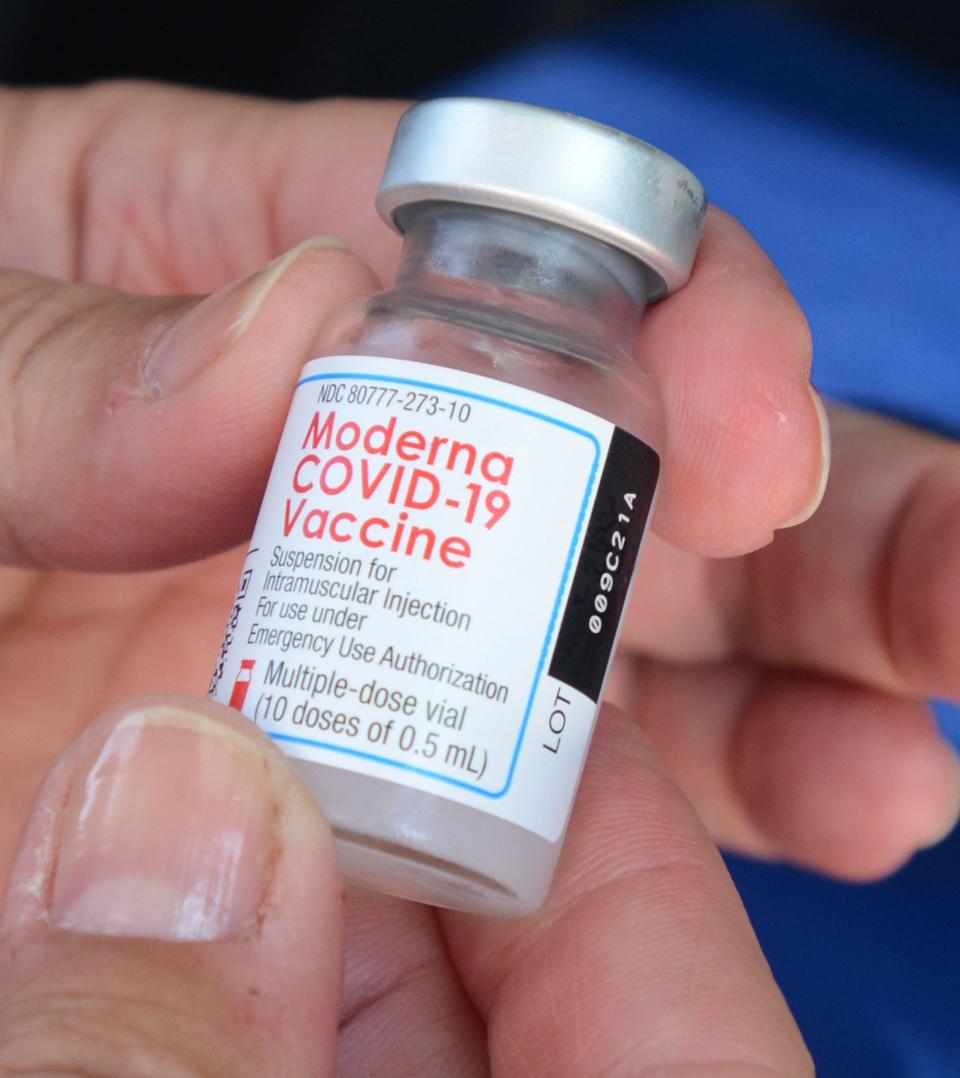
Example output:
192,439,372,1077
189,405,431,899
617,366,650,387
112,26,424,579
229,659,256,711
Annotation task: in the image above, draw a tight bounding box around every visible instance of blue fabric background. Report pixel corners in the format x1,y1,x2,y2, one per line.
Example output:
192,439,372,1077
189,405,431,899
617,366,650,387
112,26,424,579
432,4,960,1073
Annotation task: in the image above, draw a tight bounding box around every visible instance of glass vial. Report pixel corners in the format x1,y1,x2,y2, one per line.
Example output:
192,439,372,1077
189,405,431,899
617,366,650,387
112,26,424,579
210,99,706,916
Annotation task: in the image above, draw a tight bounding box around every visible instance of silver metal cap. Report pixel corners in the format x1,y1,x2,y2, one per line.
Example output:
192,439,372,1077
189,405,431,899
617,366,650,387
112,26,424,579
376,98,707,297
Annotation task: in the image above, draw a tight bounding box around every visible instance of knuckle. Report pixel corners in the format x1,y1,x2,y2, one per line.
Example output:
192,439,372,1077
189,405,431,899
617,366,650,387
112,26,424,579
0,279,117,564
0,978,261,1078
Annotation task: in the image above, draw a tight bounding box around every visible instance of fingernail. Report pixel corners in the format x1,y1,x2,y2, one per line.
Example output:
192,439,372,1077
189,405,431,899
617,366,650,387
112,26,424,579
778,383,832,529
50,705,276,941
228,234,349,338
143,235,349,396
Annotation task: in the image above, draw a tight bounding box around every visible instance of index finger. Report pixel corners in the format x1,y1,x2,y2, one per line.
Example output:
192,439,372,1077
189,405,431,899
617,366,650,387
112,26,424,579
1,83,825,566
440,705,813,1076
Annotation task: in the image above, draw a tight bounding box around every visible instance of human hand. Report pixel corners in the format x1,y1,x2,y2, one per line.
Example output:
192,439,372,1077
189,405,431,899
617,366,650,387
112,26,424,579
0,82,956,1074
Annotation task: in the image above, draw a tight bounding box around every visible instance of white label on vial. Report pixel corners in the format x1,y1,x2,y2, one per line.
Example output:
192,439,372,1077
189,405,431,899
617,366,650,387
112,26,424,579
210,356,658,842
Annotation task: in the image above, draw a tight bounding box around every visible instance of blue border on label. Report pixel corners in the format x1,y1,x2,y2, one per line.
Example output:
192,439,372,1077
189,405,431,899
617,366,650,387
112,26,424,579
263,369,602,799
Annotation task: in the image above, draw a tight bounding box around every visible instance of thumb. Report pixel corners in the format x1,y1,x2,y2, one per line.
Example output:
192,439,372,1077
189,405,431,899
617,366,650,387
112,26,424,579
0,696,343,1076
0,236,378,571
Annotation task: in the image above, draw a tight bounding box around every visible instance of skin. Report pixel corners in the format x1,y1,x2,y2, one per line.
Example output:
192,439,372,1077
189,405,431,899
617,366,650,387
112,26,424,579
0,81,957,1074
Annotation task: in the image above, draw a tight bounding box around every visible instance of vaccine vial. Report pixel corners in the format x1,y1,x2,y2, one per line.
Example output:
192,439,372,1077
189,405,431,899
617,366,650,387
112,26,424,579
210,98,706,915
